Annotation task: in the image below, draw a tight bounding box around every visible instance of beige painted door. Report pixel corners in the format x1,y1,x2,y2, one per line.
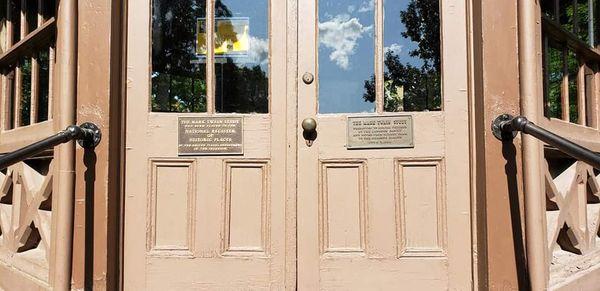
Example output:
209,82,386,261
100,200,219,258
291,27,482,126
296,0,472,289
124,0,290,289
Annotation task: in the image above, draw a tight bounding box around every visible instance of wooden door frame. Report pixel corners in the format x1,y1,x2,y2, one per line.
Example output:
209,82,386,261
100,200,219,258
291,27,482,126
71,0,127,289
109,0,532,290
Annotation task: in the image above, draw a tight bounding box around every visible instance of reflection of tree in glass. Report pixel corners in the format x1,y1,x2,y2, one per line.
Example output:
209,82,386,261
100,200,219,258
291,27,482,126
152,0,232,112
215,1,269,113
363,0,441,112
152,0,268,113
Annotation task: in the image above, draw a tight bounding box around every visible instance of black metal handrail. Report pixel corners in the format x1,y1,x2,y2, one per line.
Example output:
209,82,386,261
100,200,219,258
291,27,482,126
0,122,101,170
492,114,600,169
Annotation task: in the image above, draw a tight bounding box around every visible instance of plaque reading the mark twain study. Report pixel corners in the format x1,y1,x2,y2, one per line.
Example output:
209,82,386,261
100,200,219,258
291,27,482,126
347,115,414,149
178,117,243,155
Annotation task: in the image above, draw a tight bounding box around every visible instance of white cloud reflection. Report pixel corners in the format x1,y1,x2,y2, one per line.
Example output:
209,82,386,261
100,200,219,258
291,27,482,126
358,0,375,13
384,43,403,55
248,36,269,66
319,14,373,70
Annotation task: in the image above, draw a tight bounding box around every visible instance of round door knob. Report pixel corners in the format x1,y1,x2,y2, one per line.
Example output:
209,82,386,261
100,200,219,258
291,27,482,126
302,118,317,132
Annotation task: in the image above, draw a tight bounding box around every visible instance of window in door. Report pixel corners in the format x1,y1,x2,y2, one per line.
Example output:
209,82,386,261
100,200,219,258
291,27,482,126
151,0,269,113
317,0,441,113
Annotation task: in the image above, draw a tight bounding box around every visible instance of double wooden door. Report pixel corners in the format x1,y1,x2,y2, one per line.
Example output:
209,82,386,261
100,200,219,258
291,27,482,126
124,0,472,289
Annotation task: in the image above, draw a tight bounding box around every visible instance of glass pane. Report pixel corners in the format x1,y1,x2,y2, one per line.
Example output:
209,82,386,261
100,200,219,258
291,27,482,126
151,0,207,112
214,0,269,113
26,0,37,34
567,50,578,123
541,0,556,19
0,1,7,53
42,0,55,20
318,0,375,113
576,0,590,45
38,49,49,122
585,64,594,126
11,0,20,44
544,44,563,119
382,0,441,112
21,57,31,126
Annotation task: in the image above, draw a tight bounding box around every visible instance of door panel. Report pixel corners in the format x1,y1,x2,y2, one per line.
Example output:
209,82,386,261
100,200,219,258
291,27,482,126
297,0,472,289
124,0,288,289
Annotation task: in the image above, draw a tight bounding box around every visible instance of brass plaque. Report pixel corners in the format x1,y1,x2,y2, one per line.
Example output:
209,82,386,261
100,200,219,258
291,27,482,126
347,115,414,149
178,117,243,155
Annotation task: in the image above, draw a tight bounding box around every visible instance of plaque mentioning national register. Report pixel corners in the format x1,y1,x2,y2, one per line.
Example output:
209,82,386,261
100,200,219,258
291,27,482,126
347,115,414,149
178,117,243,155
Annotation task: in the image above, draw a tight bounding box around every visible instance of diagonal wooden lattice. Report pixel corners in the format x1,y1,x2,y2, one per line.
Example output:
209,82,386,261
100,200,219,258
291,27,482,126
545,160,600,258
0,161,53,265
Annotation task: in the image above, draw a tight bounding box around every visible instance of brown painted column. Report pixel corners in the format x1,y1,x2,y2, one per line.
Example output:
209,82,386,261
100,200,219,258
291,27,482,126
472,0,528,289
71,0,124,289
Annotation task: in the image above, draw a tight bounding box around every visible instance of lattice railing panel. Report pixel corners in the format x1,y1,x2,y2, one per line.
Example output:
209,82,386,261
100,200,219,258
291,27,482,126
546,159,600,286
546,161,600,255
0,159,53,280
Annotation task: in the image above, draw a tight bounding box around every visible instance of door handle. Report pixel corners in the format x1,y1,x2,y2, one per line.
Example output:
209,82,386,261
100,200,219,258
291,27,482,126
302,118,317,147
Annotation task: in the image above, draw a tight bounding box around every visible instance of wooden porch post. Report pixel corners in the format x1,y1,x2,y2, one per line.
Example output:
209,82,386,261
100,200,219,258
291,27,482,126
53,0,78,289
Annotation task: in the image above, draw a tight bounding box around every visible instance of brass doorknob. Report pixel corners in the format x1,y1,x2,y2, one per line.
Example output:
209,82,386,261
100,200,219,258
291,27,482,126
301,118,317,147
302,118,317,132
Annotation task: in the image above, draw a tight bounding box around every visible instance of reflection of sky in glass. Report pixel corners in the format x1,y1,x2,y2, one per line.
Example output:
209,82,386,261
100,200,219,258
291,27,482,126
318,0,375,113
318,0,429,113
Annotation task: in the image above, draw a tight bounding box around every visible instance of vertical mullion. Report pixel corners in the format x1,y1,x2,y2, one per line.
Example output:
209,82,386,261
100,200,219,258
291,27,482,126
29,0,43,123
31,55,39,123
4,1,14,130
14,0,25,128
2,71,13,130
574,0,579,35
375,0,383,113
14,62,21,127
543,37,550,117
562,47,570,121
554,0,560,19
592,63,600,128
206,0,215,114
589,0,595,46
577,60,586,125
48,46,54,119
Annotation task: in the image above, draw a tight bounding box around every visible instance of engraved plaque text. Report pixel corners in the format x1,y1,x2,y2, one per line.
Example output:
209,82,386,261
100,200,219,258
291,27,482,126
347,115,414,149
178,117,243,155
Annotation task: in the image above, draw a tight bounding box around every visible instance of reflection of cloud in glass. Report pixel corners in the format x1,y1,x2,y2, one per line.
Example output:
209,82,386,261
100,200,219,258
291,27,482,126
248,36,269,66
384,43,403,55
358,0,375,12
319,14,372,70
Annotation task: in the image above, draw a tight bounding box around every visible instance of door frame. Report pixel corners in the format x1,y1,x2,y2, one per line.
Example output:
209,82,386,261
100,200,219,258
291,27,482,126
116,0,484,289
